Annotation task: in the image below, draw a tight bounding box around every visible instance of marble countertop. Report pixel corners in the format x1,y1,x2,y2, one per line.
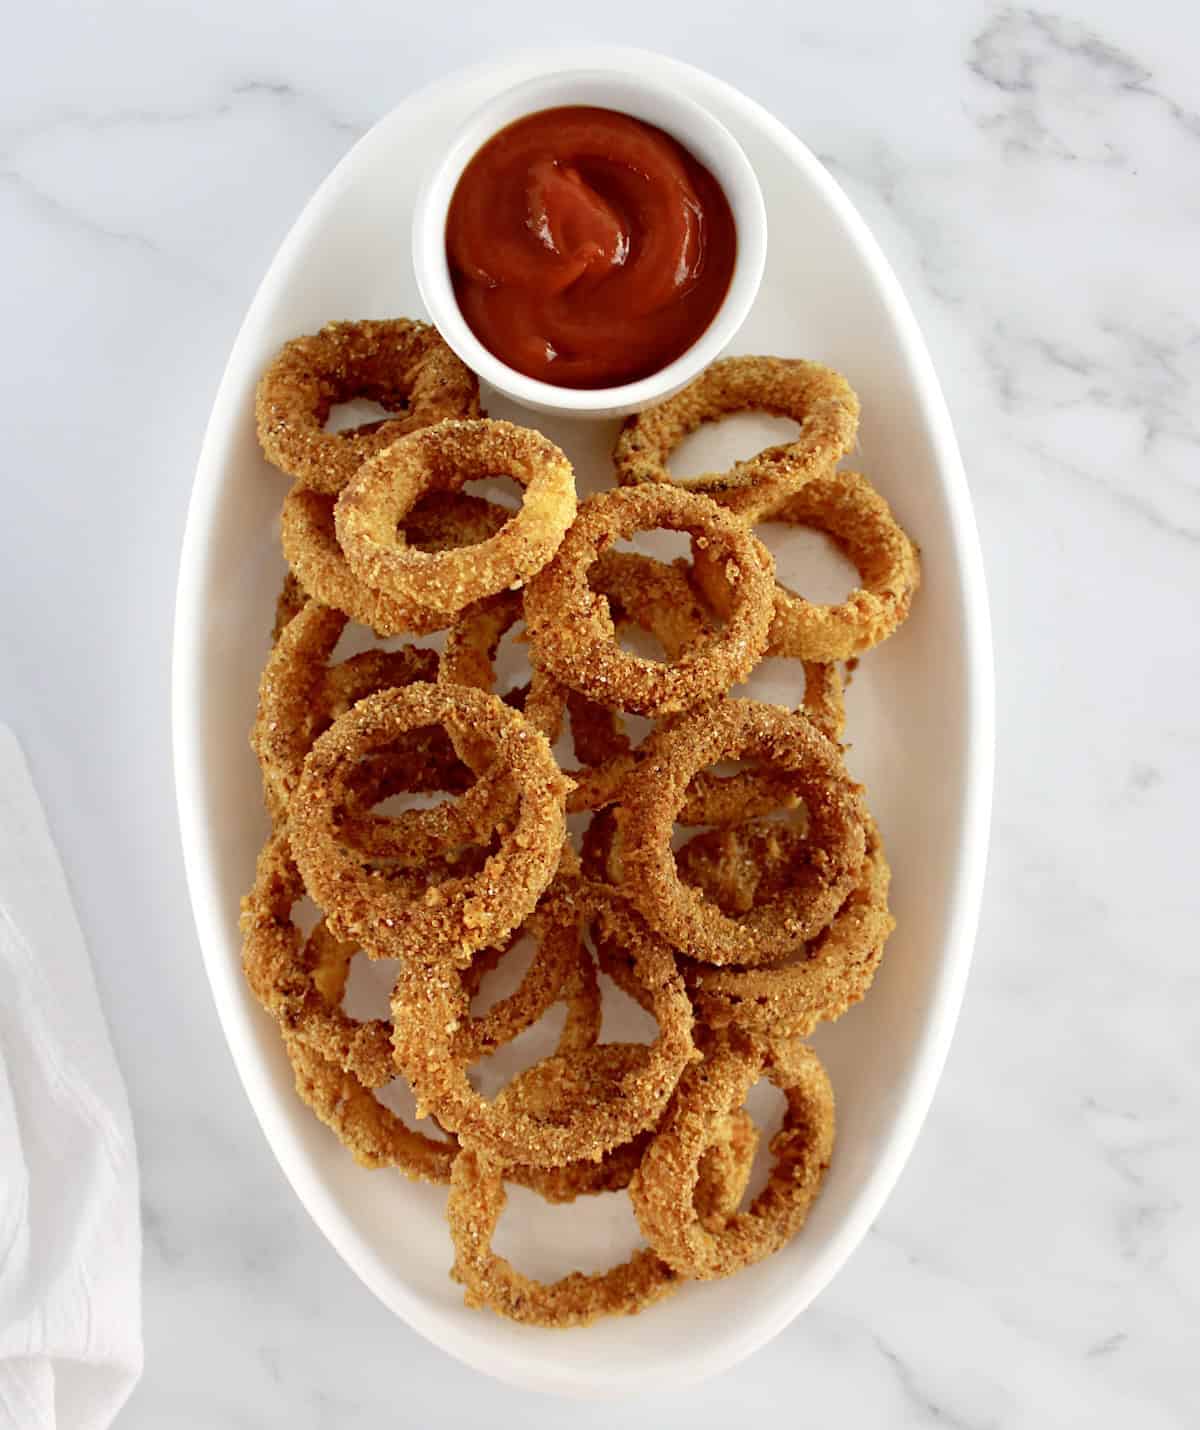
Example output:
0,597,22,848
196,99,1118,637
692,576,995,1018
3,1,1196,1424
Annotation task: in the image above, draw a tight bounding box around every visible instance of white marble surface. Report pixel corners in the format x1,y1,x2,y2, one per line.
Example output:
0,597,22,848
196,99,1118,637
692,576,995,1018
3,1,1197,1424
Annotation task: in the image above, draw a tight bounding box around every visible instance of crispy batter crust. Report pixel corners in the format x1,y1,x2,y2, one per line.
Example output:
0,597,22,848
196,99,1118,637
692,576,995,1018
252,596,440,821
256,318,479,494
525,486,774,717
281,486,513,637
614,700,868,966
693,471,921,661
289,684,568,964
629,1034,835,1278
242,329,921,1328
613,356,859,520
393,880,696,1169
439,586,566,757
678,819,894,1038
334,419,576,613
448,1142,680,1327
285,1033,458,1178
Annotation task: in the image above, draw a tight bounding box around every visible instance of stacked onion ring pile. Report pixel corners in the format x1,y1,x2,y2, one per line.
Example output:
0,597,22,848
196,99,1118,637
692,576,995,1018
242,317,920,1326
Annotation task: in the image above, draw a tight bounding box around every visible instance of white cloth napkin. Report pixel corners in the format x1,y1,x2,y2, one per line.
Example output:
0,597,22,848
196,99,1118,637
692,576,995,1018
0,724,142,1430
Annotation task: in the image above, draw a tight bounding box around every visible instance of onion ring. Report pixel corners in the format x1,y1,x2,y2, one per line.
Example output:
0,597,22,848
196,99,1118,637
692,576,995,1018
562,548,845,817
525,486,775,717
676,661,846,825
445,1049,762,1324
613,357,860,520
253,596,438,820
491,937,662,1202
284,1032,457,1179
557,550,713,812
253,594,512,862
393,881,695,1168
329,745,506,872
569,666,843,826
692,471,921,661
241,823,592,1081
560,556,844,819
629,1033,835,1278
281,486,512,637
289,684,568,964
334,419,577,613
256,318,479,494
504,1107,755,1211
614,700,868,965
448,1141,679,1327
505,1135,652,1205
240,828,460,1182
452,902,593,1066
680,818,894,1038
241,828,396,1086
278,913,603,1180
276,907,601,1181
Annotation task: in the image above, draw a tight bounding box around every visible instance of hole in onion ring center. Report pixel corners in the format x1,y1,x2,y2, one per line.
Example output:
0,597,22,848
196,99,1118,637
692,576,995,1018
342,953,399,1022
755,522,861,605
468,1004,571,1099
493,1184,648,1281
324,397,400,432
596,970,658,1046
291,893,323,939
369,787,462,817
327,623,442,663
667,412,800,478
733,653,826,709
375,1077,455,1142
565,809,591,855
610,530,691,564
339,724,488,834
492,622,536,704
737,1081,787,1212
468,933,538,1016
616,624,668,663
462,474,523,512
622,711,654,746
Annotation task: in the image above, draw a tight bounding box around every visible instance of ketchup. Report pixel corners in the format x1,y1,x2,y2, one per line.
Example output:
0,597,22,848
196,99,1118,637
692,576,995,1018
445,106,737,389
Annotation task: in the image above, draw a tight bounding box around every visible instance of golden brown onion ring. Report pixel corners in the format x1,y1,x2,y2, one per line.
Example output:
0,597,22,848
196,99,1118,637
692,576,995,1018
393,881,695,1168
253,594,504,863
445,1049,763,1324
241,824,591,1082
614,699,867,966
284,1032,457,1178
525,486,774,717
613,357,859,520
629,1033,834,1278
256,318,479,494
335,419,576,614
692,471,921,662
253,597,439,821
559,550,713,812
271,570,307,642
679,818,894,1038
448,1140,679,1327
439,586,565,748
289,684,568,964
282,487,512,637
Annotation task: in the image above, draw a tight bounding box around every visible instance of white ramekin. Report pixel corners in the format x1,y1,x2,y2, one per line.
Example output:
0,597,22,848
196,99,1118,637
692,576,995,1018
412,69,767,420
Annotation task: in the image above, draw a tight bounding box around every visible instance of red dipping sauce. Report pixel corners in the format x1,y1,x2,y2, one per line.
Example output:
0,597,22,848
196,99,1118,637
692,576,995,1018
445,106,737,390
